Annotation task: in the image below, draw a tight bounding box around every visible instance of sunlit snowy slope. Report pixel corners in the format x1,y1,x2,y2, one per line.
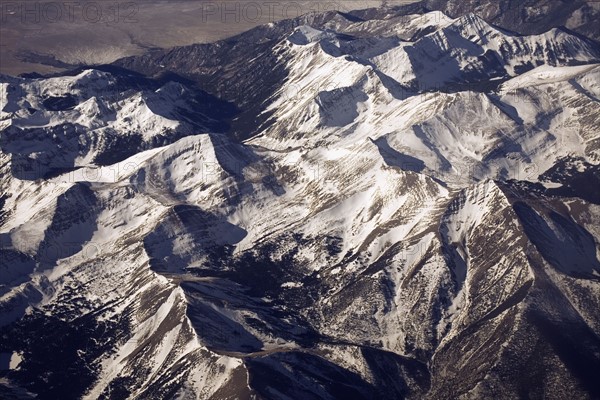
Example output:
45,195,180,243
1,6,599,400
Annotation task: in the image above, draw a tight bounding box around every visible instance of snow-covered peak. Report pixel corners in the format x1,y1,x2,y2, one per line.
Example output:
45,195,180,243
288,25,337,45
2,6,600,400
0,69,226,180
36,69,116,99
446,12,504,39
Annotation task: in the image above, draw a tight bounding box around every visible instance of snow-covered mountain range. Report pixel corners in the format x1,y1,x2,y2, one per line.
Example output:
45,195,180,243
1,5,599,400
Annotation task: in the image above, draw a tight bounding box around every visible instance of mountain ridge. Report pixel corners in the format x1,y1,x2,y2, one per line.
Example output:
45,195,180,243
1,5,600,399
